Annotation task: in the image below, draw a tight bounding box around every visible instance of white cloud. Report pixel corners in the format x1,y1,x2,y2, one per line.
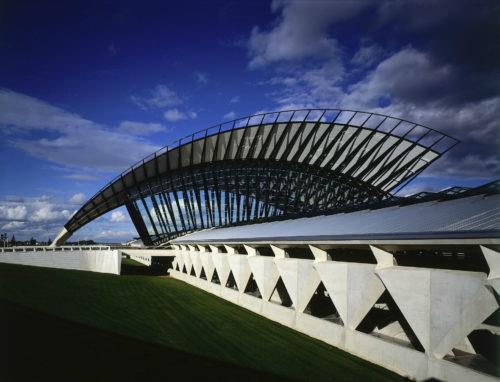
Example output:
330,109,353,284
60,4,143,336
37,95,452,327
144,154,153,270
118,121,167,135
163,108,197,122
343,48,455,108
63,173,100,181
110,211,127,222
262,45,500,179
351,44,384,68
424,152,500,179
97,230,134,239
31,205,71,222
1,221,25,230
229,95,240,104
130,84,182,110
69,193,86,204
0,89,160,172
244,0,498,183
264,59,345,110
0,205,27,220
223,111,237,120
248,0,368,68
164,108,187,121
0,195,136,242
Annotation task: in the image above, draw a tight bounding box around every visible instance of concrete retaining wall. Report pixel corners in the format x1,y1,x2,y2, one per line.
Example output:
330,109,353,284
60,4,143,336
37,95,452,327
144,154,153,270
0,249,121,275
169,266,498,382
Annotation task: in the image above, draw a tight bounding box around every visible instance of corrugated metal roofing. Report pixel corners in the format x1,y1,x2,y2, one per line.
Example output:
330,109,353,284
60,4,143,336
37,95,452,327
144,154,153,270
172,194,500,243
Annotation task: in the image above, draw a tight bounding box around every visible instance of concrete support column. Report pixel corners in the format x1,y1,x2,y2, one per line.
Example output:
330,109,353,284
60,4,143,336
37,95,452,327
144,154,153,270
481,245,500,294
246,246,280,301
212,245,231,286
173,245,184,272
226,245,251,292
313,247,385,330
188,244,202,277
180,245,193,274
198,244,215,281
377,264,498,358
273,245,320,312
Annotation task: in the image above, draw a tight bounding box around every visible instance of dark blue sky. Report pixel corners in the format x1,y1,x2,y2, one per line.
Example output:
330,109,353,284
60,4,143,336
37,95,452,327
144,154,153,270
1,0,498,241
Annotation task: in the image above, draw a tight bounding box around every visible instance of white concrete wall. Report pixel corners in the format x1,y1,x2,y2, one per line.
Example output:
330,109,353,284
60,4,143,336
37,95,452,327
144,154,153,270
128,254,152,266
122,249,176,266
0,249,121,275
168,244,500,382
121,249,176,257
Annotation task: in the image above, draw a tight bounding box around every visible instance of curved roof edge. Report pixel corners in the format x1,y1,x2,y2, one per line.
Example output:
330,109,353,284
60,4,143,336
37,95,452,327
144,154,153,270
59,109,459,243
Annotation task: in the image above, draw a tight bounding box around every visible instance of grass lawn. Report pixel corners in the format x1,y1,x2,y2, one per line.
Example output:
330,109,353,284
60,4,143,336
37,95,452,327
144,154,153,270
0,262,403,381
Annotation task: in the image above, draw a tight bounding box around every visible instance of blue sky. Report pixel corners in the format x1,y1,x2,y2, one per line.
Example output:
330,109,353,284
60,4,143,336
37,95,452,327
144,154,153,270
1,0,498,242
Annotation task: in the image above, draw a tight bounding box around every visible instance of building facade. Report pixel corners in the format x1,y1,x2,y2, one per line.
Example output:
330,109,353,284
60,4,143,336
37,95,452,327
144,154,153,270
51,109,499,381
54,109,458,245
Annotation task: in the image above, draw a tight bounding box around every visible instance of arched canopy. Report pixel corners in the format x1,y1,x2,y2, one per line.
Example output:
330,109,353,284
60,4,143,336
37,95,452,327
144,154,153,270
57,109,458,245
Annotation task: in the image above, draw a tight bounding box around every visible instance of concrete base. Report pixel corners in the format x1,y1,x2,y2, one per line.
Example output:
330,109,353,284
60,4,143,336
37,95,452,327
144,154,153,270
169,269,498,382
0,249,121,274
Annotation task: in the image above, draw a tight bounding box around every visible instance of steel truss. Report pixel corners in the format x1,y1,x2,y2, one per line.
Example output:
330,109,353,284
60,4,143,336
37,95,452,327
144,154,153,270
62,109,459,245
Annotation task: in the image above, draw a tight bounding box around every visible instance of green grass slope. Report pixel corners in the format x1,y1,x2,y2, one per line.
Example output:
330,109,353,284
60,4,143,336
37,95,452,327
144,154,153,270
0,262,402,381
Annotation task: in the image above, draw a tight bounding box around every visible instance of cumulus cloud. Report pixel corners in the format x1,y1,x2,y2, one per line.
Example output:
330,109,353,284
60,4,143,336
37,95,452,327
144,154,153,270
69,193,86,204
376,0,500,103
31,205,71,222
0,89,161,172
0,195,136,242
110,211,127,222
223,111,237,120
130,84,182,110
63,173,100,181
163,109,197,122
0,205,27,220
118,121,168,135
343,48,456,107
0,195,75,240
248,1,500,181
96,230,135,239
229,95,240,104
351,44,384,68
164,108,187,121
1,221,25,230
248,0,368,68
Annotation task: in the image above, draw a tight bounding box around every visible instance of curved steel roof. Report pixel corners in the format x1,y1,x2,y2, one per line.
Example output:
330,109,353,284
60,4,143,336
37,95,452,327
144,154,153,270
59,109,458,244
172,181,499,244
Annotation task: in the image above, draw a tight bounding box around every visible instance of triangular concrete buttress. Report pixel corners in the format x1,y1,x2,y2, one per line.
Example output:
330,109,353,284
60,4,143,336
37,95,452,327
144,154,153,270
247,255,280,301
227,254,252,292
275,258,321,312
200,251,215,281
189,251,203,277
314,261,385,329
211,252,231,286
181,251,193,274
175,252,184,271
377,266,499,358
481,246,500,295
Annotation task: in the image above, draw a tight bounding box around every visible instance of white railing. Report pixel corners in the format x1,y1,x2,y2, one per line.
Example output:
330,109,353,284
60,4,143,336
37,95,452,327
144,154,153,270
0,245,111,253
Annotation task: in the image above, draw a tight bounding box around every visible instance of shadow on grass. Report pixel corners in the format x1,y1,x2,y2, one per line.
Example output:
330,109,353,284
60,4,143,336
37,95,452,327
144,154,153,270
0,299,294,382
120,263,160,276
120,257,173,276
